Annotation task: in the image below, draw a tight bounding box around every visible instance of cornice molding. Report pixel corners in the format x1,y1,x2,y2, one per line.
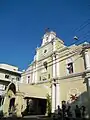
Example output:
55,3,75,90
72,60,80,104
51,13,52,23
35,69,90,85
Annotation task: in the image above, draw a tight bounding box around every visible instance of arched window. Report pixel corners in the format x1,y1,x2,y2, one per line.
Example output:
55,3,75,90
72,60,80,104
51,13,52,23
8,83,16,94
43,77,47,81
43,61,47,70
67,58,74,74
27,76,30,84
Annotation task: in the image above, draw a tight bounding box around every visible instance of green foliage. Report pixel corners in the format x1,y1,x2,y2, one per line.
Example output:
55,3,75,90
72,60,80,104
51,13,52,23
46,94,51,116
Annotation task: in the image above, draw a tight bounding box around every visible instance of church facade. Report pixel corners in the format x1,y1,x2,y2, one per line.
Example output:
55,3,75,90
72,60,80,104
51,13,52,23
1,31,90,117
21,31,90,115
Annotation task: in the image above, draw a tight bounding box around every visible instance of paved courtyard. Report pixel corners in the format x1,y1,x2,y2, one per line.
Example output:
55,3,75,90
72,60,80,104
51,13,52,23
0,116,90,120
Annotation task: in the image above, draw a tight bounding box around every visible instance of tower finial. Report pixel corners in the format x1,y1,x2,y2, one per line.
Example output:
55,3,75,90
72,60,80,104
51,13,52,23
45,28,50,33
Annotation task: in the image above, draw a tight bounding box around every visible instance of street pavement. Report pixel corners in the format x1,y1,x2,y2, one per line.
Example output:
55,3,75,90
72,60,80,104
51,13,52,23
0,115,51,120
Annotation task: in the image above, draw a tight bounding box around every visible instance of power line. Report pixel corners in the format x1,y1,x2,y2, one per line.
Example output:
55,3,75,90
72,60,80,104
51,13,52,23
69,38,80,46
69,30,90,46
69,19,90,46
75,22,90,33
78,37,90,45
22,19,90,77
79,30,90,39
77,32,90,44
74,33,90,45
22,31,89,77
22,54,82,77
72,19,90,33
79,35,90,41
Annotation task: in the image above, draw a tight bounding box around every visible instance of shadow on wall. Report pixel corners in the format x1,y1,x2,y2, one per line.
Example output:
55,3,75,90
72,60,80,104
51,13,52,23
70,91,88,106
68,91,88,117
53,91,89,118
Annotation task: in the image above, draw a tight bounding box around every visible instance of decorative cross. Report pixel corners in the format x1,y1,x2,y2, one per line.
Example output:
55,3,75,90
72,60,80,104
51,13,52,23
70,94,78,101
45,28,50,33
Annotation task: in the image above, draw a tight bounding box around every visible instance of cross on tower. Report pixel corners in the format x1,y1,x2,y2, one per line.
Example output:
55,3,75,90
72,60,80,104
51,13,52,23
45,28,50,33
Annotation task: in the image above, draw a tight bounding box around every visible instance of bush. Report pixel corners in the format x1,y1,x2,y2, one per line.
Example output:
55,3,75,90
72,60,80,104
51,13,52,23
46,94,51,117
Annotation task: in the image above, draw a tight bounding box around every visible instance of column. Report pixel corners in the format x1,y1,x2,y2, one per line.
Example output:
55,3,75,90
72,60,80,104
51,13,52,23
56,55,61,107
84,49,90,70
84,48,90,117
56,83,60,109
56,54,60,77
15,81,19,91
52,40,56,78
52,39,61,113
53,55,56,78
15,92,24,117
88,78,90,95
3,95,10,117
53,39,56,51
52,39,56,79
52,52,56,113
32,65,35,83
51,83,56,113
87,77,90,105
35,63,38,83
87,77,90,118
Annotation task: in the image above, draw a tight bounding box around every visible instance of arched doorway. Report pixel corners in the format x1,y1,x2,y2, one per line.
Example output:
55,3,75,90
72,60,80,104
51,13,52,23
8,83,16,94
7,83,16,115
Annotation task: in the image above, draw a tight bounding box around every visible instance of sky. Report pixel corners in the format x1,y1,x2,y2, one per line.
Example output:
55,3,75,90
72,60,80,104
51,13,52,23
0,0,90,70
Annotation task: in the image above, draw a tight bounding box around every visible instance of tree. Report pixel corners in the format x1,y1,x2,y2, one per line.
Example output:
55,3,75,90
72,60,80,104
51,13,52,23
46,94,51,116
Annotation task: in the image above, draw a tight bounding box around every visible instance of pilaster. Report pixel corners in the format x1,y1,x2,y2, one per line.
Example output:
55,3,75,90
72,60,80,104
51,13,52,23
56,83,60,109
83,46,90,118
84,49,90,70
51,83,56,113
56,54,60,77
35,63,38,83
32,64,35,83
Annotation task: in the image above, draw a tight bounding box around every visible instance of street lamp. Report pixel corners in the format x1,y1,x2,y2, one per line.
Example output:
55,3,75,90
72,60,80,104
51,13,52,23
73,36,78,40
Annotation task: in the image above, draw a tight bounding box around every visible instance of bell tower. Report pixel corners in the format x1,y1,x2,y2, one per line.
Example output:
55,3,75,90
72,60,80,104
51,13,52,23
41,30,56,46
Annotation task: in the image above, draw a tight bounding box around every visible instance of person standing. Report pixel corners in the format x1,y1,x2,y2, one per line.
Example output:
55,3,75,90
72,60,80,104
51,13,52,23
81,106,86,118
75,105,81,118
62,101,67,118
66,106,72,118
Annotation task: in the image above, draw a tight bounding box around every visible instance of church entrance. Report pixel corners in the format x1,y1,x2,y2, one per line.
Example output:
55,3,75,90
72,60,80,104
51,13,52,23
7,83,16,115
9,98,15,115
25,98,47,115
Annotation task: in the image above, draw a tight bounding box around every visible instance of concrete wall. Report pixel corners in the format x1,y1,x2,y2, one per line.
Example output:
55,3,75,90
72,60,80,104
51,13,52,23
60,76,87,105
